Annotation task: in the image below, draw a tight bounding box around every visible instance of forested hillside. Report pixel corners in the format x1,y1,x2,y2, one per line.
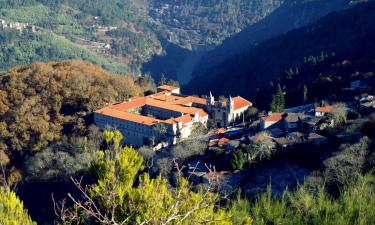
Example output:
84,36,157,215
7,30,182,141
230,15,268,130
0,30,132,73
0,60,143,183
185,1,375,109
193,0,352,75
0,0,161,73
149,0,284,48
0,0,289,77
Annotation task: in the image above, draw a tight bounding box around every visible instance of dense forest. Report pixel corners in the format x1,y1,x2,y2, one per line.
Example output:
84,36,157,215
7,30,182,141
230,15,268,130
0,0,291,77
0,60,143,185
0,30,133,73
185,1,375,109
193,0,351,74
149,0,284,47
0,0,161,73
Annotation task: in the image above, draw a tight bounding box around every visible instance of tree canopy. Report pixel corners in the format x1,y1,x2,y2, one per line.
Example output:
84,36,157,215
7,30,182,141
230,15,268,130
58,131,252,224
0,187,36,225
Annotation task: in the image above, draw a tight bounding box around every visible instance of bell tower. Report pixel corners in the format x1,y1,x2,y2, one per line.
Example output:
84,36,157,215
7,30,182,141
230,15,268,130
207,91,215,108
228,95,234,111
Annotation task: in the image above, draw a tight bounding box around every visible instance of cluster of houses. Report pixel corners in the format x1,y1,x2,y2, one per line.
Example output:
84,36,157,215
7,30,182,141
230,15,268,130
360,95,375,112
0,19,36,33
260,104,334,133
206,103,335,151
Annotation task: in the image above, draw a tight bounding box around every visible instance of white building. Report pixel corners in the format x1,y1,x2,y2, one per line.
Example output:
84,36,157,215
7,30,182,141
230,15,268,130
315,105,334,117
94,86,252,147
260,113,283,130
206,92,252,128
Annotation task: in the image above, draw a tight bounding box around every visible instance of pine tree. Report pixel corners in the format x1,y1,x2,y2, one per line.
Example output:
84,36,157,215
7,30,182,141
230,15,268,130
303,84,308,104
159,74,167,86
270,84,285,113
58,131,251,224
0,187,36,225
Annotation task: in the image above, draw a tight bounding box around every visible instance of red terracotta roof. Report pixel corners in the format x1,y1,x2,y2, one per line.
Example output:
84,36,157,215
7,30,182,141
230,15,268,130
157,85,180,91
214,128,226,135
233,96,252,110
315,106,334,113
263,113,283,122
172,96,207,105
218,137,230,145
96,107,162,126
95,92,209,127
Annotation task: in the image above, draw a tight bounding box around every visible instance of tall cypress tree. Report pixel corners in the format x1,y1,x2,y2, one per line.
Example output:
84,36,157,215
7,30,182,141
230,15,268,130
303,84,308,104
270,84,285,113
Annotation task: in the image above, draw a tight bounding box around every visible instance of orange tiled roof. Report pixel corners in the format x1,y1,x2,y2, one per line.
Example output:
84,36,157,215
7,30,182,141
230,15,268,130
151,92,186,102
263,113,283,122
95,92,209,127
111,97,146,111
315,106,334,113
233,96,252,110
172,96,207,105
214,128,226,135
157,85,179,91
96,107,162,126
218,137,230,145
165,114,192,124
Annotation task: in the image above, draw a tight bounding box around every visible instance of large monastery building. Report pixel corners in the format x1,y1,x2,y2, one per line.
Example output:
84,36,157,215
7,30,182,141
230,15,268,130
94,85,252,146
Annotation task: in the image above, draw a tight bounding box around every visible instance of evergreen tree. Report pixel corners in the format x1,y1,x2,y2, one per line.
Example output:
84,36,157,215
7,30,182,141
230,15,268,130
270,84,285,112
58,131,251,224
303,84,308,104
231,150,247,170
0,187,36,225
159,74,167,86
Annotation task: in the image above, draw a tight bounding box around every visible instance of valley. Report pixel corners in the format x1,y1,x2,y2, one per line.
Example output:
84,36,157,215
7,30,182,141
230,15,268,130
0,1,374,224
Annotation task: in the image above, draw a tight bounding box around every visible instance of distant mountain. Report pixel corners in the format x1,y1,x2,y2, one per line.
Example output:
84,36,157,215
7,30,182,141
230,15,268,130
148,0,285,48
193,0,352,76
0,0,161,73
184,1,375,109
0,0,286,76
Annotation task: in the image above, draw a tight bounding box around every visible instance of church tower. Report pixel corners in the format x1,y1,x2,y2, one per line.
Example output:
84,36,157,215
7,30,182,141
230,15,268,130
207,91,215,106
228,95,234,112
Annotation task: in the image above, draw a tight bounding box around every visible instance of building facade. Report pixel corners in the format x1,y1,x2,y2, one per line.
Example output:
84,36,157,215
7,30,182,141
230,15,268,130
206,92,252,128
94,86,252,147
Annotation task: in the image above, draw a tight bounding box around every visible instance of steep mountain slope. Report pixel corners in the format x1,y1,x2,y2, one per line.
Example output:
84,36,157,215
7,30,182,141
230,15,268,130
0,0,286,77
193,0,352,76
0,0,161,73
184,1,375,108
149,0,285,48
0,30,131,73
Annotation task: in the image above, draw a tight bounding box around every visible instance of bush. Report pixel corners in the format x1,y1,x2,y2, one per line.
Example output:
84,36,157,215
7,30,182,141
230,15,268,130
58,131,252,224
231,150,247,170
171,139,206,162
0,187,36,225
327,103,348,127
25,136,98,181
323,137,371,191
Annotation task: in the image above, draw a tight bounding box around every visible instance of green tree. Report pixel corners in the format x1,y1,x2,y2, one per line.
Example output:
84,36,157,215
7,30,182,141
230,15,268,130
158,74,167,86
243,139,275,163
0,187,36,225
58,131,251,224
327,103,347,127
231,150,247,170
270,84,285,113
303,84,308,104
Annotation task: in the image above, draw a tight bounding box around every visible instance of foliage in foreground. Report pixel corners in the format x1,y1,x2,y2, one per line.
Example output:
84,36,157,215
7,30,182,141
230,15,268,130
249,172,375,225
0,186,35,225
57,131,252,224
